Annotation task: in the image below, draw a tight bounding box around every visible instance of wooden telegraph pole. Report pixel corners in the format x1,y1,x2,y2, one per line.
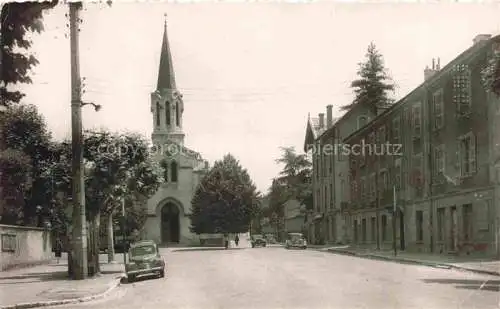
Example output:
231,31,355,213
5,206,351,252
69,2,88,280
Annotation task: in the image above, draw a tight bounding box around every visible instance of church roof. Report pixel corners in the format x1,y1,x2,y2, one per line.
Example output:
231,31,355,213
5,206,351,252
156,18,177,91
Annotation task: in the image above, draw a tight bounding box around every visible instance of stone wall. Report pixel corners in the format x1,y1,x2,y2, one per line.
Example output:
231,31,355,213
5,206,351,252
0,224,52,271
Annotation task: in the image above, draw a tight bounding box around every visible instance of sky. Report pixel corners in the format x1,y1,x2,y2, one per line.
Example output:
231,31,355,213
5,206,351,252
14,1,500,193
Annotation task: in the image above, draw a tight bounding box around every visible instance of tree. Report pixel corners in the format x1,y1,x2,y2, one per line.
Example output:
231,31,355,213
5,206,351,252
190,154,259,235
341,42,395,111
0,104,53,225
1,2,58,106
482,47,500,97
54,130,163,276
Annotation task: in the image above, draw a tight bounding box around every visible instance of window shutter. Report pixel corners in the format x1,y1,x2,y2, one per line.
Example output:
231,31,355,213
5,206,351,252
469,134,477,173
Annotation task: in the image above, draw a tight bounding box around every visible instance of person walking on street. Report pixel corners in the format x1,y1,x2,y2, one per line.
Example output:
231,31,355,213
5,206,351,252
55,238,62,264
224,233,229,249
235,234,239,247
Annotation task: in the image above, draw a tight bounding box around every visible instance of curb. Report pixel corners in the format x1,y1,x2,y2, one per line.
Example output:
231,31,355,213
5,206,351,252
0,275,125,309
327,249,500,277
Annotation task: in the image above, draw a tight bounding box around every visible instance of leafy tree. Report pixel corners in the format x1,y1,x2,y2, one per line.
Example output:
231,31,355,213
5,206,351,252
482,47,500,97
0,104,53,225
190,154,259,234
1,2,58,106
341,42,395,111
54,130,163,276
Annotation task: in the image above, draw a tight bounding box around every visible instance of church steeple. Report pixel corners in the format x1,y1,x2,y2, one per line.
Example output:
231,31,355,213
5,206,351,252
157,14,176,91
151,14,185,147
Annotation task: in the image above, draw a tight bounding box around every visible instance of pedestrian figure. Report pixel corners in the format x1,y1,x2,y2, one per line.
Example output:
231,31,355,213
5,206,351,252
224,234,229,249
234,234,239,247
55,238,62,264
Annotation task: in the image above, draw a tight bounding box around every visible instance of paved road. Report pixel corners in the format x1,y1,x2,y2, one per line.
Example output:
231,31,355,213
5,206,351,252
48,247,499,309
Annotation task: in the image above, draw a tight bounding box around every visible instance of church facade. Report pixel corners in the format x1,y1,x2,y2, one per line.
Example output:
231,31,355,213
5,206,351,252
143,20,209,245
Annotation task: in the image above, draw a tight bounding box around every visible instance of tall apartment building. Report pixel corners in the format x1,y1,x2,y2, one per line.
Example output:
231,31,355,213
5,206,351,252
304,102,377,245
343,34,500,257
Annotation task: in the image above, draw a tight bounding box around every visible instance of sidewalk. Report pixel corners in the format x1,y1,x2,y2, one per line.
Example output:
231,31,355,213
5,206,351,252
326,246,500,277
0,255,125,309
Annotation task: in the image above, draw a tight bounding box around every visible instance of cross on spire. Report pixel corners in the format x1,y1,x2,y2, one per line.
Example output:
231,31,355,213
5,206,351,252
164,13,167,27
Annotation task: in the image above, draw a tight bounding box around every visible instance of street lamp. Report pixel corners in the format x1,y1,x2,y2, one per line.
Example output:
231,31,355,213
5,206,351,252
81,102,102,112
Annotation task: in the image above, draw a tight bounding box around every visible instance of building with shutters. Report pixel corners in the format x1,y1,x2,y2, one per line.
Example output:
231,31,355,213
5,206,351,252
343,34,500,257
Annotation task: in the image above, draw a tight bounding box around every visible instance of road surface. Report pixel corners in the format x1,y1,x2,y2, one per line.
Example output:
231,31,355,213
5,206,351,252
49,246,500,309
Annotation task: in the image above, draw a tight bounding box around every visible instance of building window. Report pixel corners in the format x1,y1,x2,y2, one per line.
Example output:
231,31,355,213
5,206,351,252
170,161,178,182
392,116,401,141
350,180,358,202
433,145,445,177
378,126,386,145
369,173,376,201
163,163,169,182
416,210,423,242
462,204,473,241
381,215,387,241
411,153,423,187
340,179,345,202
360,177,366,201
324,185,328,211
165,101,171,126
437,208,445,241
371,217,376,241
459,133,477,177
359,138,366,166
453,64,472,116
330,183,334,208
1,234,16,252
379,169,388,193
175,102,180,126
358,116,368,129
156,102,161,126
433,89,444,129
412,102,422,137
394,158,402,189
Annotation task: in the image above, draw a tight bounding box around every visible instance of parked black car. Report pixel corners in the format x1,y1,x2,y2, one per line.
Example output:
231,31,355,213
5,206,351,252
251,235,267,248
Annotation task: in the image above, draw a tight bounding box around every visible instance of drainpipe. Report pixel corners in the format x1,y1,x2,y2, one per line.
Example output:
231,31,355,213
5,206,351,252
426,87,435,253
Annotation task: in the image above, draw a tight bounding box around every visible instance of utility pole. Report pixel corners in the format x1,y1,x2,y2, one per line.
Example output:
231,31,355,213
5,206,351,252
122,198,127,268
69,2,88,280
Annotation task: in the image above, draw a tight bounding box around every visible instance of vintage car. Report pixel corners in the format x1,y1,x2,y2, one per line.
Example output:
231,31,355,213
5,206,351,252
285,232,307,249
250,234,267,248
125,240,165,282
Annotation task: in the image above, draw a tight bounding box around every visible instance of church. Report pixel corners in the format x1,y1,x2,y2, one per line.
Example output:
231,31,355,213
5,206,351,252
143,19,209,245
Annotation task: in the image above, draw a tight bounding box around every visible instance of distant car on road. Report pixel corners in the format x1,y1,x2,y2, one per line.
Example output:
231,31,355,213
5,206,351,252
126,240,165,282
251,234,267,248
285,232,307,249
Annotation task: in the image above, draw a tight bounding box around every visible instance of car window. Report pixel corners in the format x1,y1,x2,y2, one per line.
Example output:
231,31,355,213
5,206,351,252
130,245,156,257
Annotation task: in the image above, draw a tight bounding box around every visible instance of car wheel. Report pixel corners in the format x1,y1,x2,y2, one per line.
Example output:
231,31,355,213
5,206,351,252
252,244,255,248
263,244,266,247
127,275,135,283
159,269,165,278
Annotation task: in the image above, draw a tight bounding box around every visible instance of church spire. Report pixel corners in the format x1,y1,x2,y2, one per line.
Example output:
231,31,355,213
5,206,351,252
157,14,176,91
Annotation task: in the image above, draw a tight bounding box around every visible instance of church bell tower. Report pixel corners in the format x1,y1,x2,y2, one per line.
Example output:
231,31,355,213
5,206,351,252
151,15,185,146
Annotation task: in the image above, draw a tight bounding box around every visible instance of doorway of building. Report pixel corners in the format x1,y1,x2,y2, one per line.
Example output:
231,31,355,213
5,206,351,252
161,203,180,244
450,206,457,251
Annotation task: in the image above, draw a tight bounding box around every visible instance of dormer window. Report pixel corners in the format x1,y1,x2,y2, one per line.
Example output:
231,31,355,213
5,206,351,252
357,116,368,129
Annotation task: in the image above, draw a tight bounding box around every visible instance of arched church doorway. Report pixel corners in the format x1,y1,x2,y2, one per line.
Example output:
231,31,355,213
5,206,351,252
161,203,180,244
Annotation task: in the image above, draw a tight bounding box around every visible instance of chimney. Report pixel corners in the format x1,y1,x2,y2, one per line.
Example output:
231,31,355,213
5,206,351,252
318,113,325,129
424,58,439,81
473,34,492,45
326,105,333,128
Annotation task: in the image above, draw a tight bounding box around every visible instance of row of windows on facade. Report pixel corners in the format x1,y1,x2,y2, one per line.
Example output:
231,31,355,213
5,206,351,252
155,101,181,127
312,130,477,211
163,161,178,183
352,204,473,243
313,69,473,175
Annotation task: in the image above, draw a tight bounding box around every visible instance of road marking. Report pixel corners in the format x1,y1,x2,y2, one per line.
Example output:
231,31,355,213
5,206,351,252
458,278,489,309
